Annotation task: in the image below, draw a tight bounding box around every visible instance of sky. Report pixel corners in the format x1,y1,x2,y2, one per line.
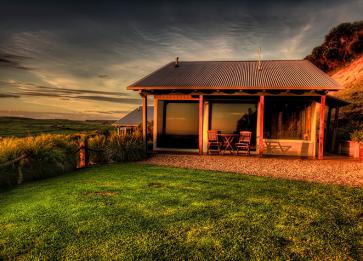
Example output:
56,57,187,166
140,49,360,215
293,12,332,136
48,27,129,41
0,0,362,120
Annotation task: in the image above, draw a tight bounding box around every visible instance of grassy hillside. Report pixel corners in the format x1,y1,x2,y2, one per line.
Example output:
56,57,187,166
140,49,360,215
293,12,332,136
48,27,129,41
330,56,363,139
306,21,363,140
0,117,114,137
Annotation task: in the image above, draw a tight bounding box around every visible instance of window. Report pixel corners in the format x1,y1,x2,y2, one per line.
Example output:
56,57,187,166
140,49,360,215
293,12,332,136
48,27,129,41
157,101,199,149
165,103,198,136
264,101,310,140
210,103,257,134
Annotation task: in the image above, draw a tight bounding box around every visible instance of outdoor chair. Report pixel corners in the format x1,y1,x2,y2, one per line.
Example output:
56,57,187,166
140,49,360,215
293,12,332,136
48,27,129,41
236,131,252,155
207,130,222,154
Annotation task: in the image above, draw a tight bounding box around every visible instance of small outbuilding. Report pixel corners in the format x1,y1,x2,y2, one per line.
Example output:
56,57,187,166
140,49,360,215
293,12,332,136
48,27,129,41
112,106,153,135
127,59,348,159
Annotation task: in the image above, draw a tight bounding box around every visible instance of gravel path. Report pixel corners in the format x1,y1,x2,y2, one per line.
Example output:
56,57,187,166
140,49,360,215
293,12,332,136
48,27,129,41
141,154,363,187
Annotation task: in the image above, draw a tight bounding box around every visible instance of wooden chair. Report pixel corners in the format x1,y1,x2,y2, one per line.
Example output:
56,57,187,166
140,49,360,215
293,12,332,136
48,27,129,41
236,131,252,155
207,130,222,154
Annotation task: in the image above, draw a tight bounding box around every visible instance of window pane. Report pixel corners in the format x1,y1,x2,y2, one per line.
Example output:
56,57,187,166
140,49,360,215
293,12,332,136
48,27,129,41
211,103,257,134
157,102,199,149
165,103,198,135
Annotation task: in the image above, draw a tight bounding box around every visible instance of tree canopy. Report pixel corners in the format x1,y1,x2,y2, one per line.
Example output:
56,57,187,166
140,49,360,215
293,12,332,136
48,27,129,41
306,21,363,72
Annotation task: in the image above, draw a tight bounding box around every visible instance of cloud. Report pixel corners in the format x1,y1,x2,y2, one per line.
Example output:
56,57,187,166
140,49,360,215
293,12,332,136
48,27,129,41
85,110,129,115
0,80,141,104
98,74,110,78
0,110,119,120
76,95,140,104
0,93,19,98
12,82,130,96
0,50,32,70
280,23,313,59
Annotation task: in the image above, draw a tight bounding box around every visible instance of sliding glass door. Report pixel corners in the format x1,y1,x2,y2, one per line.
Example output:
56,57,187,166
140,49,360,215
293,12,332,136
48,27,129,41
157,101,199,149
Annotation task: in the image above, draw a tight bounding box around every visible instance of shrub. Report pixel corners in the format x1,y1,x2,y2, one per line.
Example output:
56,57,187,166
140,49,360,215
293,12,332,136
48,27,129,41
88,132,146,164
0,132,146,189
350,129,363,143
88,134,108,163
0,134,78,189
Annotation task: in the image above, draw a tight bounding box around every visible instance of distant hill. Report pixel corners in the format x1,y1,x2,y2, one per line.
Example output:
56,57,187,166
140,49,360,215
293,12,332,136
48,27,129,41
330,56,363,138
0,117,114,137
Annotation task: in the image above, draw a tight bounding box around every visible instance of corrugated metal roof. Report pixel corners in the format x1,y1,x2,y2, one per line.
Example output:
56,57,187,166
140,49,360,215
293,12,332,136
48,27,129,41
128,60,341,90
112,106,154,127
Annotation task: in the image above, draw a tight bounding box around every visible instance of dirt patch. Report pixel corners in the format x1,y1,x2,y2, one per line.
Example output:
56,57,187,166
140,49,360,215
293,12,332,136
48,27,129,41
140,154,363,187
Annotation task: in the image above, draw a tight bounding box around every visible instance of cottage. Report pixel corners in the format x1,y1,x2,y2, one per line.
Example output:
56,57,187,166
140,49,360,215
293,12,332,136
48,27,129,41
127,59,348,159
112,106,153,135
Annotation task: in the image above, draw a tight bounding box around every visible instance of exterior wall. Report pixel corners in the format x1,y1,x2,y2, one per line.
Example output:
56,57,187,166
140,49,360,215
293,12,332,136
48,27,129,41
338,141,361,158
263,101,318,157
263,140,314,156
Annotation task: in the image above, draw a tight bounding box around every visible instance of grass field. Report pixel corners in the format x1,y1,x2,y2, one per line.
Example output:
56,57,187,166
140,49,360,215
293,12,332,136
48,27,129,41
0,163,362,260
0,117,114,137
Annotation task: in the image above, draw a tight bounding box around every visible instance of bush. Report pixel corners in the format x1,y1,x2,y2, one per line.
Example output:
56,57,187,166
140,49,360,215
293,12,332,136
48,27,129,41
306,21,363,72
0,132,146,189
0,134,78,189
350,129,363,143
88,132,146,164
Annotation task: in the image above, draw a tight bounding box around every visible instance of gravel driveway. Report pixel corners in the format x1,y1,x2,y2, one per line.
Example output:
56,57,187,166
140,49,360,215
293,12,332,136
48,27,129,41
141,154,363,187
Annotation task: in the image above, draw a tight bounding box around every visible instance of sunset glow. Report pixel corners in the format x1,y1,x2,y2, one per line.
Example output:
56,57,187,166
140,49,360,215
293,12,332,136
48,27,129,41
0,0,362,119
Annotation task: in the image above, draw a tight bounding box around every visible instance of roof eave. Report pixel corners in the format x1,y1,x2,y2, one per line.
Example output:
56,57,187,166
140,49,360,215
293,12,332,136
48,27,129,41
127,86,342,91
326,95,350,107
112,124,139,127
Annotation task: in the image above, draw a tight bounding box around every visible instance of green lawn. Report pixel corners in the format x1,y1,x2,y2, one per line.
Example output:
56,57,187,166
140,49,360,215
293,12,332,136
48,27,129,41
0,164,362,260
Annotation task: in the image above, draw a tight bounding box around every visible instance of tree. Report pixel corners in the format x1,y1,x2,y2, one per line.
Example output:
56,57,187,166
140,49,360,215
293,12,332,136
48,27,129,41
305,21,363,72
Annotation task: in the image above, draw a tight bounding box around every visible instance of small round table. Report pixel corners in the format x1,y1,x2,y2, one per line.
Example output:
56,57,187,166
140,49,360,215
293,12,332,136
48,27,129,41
219,134,239,154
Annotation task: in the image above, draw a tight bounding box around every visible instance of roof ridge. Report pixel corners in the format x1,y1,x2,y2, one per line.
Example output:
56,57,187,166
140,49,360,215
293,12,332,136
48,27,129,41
173,59,306,62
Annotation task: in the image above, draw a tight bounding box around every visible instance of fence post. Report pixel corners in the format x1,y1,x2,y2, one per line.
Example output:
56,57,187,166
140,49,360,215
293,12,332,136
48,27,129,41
80,141,86,168
85,138,89,166
79,137,89,168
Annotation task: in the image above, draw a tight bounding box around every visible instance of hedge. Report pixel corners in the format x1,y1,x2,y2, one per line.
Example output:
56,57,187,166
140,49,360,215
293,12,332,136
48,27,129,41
0,132,146,189
0,135,78,189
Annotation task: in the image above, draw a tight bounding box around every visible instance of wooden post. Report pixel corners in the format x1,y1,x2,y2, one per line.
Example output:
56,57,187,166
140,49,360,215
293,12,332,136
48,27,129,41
79,140,86,168
326,106,332,151
162,101,167,136
331,107,339,152
305,105,311,140
318,95,326,160
85,138,89,166
259,96,264,156
79,137,89,168
142,94,148,153
199,95,204,155
153,98,158,151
